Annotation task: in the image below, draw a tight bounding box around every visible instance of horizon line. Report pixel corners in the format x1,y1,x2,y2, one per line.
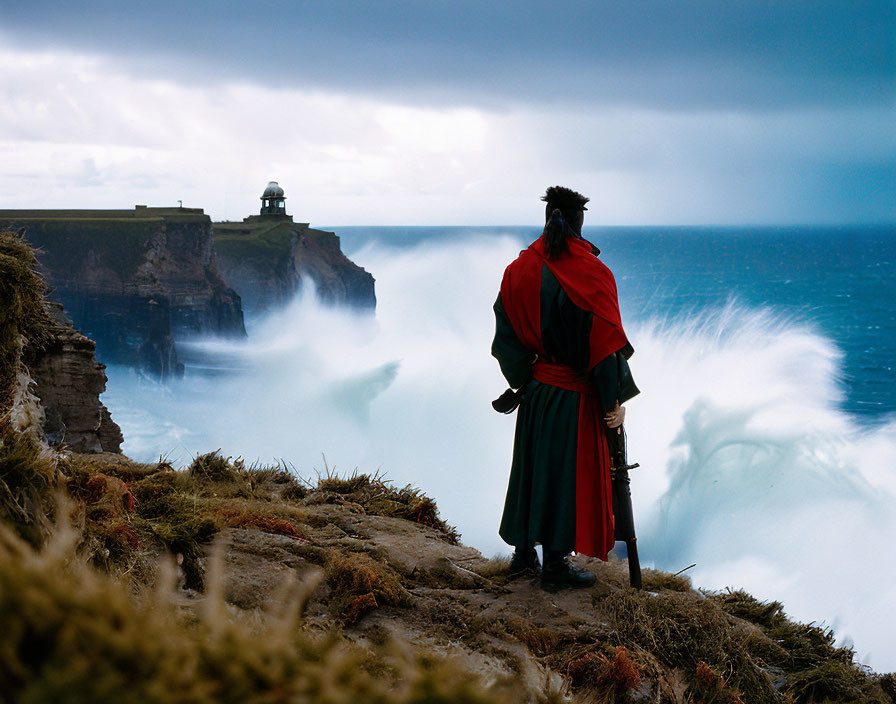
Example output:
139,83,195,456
321,222,896,229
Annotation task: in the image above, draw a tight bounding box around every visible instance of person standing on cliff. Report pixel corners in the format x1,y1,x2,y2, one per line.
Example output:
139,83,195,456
491,186,639,589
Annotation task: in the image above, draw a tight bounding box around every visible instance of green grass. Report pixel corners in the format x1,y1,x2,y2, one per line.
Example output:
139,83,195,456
9,219,158,281
213,222,297,263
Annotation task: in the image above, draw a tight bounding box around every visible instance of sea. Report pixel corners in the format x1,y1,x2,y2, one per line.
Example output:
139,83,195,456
335,225,896,421
100,224,896,670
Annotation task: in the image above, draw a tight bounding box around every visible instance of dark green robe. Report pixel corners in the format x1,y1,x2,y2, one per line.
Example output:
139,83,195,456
493,261,637,554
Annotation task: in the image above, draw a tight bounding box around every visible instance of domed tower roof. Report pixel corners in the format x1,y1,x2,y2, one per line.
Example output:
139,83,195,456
260,181,287,215
261,181,285,199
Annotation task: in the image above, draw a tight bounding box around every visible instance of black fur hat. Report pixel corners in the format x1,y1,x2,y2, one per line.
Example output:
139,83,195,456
541,186,589,212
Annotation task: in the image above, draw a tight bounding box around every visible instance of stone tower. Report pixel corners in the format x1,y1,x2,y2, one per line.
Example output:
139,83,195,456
260,181,287,215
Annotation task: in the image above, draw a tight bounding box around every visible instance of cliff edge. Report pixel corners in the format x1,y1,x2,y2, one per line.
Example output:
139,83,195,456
2,450,893,703
0,207,246,378
31,303,123,454
214,216,376,316
1,230,121,456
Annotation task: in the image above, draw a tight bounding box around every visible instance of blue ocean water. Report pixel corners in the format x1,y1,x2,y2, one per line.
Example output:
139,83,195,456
333,225,896,423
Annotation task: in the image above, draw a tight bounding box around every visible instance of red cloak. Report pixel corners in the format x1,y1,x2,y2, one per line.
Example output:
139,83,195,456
499,233,629,559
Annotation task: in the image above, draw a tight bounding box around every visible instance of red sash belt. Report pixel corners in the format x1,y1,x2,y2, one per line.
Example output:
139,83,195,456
531,359,614,560
532,360,592,394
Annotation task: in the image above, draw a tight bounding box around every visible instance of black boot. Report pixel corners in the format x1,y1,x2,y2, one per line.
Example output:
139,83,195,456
508,546,540,575
540,551,596,591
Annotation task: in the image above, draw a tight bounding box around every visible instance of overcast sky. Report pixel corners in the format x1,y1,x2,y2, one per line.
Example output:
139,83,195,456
1,1,893,224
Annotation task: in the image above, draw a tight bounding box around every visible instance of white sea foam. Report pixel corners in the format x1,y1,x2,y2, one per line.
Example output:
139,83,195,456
102,233,896,670
629,307,896,670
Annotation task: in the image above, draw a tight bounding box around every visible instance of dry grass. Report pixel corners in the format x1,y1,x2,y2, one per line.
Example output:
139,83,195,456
214,507,309,542
189,449,244,482
0,429,57,546
500,618,564,658
0,231,58,545
468,555,512,580
60,451,317,585
343,591,379,626
880,673,896,702
689,660,744,704
595,586,895,704
0,229,53,421
601,587,780,703
708,589,894,704
326,549,412,622
557,644,643,702
641,567,692,593
316,469,460,543
0,521,524,704
2,420,891,704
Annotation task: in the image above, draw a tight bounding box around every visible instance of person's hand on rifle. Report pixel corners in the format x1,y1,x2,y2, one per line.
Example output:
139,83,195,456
604,401,626,429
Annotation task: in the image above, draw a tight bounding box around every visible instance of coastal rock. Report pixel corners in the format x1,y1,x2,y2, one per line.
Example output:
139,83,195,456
0,206,246,377
293,226,376,309
30,304,122,454
214,216,375,316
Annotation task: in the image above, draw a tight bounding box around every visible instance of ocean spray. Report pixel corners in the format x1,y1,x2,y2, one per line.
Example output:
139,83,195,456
102,233,896,670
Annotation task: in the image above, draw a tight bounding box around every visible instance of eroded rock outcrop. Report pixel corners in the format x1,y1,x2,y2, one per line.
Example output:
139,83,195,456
1,229,121,548
30,304,122,454
214,215,376,316
0,207,246,377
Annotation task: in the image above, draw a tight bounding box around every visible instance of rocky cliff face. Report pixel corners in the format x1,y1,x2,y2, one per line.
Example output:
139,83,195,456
214,215,375,316
30,304,123,454
1,229,121,457
0,207,246,378
294,227,377,308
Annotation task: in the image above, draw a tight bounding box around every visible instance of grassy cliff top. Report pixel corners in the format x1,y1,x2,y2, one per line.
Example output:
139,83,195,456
1,443,892,704
0,230,58,546
0,209,218,283
213,220,305,262
0,206,206,219
8,218,161,280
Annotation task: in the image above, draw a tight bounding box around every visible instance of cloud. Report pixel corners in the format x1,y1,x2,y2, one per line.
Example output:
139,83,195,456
2,1,893,111
0,39,892,224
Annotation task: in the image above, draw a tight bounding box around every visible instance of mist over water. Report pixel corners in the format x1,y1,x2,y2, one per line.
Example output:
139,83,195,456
102,233,896,670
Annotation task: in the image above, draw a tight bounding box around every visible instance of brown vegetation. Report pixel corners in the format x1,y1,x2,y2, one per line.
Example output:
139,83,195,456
0,230,53,416
1,441,895,703
316,469,460,543
0,522,523,704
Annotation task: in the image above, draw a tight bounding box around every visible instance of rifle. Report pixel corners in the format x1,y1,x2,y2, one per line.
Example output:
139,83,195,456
607,425,642,590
